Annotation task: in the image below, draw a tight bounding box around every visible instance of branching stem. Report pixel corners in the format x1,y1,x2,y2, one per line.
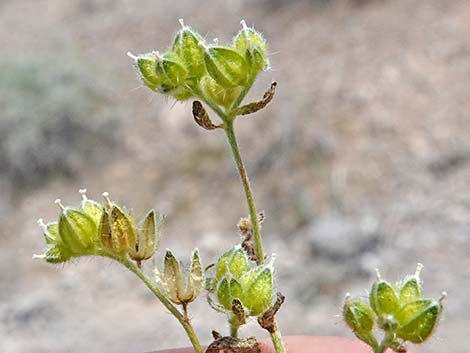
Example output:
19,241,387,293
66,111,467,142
102,252,203,353
218,101,285,353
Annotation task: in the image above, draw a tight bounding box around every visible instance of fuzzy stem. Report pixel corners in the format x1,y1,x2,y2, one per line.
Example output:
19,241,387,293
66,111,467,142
207,84,286,353
223,119,264,265
104,253,203,353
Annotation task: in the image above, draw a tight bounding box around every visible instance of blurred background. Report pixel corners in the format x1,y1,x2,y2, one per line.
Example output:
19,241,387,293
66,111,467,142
1,0,469,352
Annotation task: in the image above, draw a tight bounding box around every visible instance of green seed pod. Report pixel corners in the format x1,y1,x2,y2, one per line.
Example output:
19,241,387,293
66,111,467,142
216,277,243,310
203,45,249,88
239,265,274,315
58,202,99,255
129,52,161,91
343,297,376,333
215,245,250,280
200,75,242,108
369,271,400,316
156,52,187,85
399,263,423,305
233,20,268,77
128,51,191,99
172,19,206,80
128,210,161,262
396,298,443,343
99,194,137,256
343,295,379,350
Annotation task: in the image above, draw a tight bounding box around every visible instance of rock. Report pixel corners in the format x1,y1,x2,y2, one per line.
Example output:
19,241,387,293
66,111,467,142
306,213,380,260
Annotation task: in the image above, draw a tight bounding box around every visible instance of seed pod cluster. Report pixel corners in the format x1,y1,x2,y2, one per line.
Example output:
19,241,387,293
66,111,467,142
35,189,163,266
343,264,446,352
206,245,275,323
129,19,268,108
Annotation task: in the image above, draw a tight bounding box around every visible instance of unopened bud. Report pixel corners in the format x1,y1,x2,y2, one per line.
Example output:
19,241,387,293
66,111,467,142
396,298,443,343
399,263,423,305
129,51,191,100
203,46,248,88
343,296,379,350
58,207,99,255
216,246,250,280
129,52,161,91
172,19,206,80
233,20,268,77
239,264,274,315
369,274,400,316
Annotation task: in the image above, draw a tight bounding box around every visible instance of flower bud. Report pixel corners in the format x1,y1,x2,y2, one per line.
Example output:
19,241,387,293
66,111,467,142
200,75,242,108
203,45,249,88
58,203,99,255
239,264,274,315
399,263,423,305
215,245,250,280
396,298,443,343
128,51,191,100
172,19,206,80
343,296,378,350
369,271,400,316
233,20,268,77
129,52,161,91
128,210,163,262
100,205,137,255
343,297,376,334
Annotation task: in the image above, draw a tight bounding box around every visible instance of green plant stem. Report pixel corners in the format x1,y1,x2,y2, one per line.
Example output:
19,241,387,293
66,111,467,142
270,329,287,353
223,119,264,265
230,323,239,338
103,253,203,353
375,332,393,353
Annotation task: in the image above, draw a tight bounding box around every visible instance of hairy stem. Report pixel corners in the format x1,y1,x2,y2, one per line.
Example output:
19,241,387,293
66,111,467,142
223,120,264,265
211,88,286,353
104,253,203,353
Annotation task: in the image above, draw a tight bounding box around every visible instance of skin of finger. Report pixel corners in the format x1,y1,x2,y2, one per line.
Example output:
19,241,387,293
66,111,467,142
147,336,394,353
